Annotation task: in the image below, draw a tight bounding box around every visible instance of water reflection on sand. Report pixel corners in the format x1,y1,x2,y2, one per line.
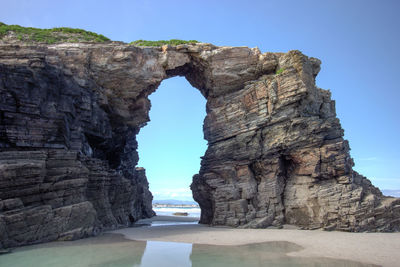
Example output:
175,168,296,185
0,233,377,267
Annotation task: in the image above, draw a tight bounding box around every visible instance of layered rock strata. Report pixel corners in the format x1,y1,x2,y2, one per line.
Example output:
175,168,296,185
0,42,399,248
0,43,155,248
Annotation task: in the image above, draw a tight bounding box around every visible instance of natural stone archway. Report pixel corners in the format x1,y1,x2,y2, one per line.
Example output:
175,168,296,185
0,42,399,248
136,76,207,203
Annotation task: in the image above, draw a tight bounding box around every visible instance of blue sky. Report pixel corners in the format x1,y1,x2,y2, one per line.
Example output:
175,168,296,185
1,0,399,200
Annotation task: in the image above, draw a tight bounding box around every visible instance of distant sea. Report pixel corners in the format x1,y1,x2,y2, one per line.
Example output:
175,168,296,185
153,206,201,218
153,199,198,205
152,199,200,217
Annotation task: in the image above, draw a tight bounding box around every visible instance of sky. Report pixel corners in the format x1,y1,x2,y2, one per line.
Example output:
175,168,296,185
1,0,399,200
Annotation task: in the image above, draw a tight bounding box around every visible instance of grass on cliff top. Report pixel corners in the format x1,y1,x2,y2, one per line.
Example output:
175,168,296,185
0,22,199,46
130,39,199,46
0,22,110,44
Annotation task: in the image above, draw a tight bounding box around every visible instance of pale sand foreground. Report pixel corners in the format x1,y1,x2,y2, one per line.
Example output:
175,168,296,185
111,216,400,267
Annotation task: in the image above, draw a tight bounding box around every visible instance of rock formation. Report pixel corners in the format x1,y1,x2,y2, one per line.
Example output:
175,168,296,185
0,40,399,248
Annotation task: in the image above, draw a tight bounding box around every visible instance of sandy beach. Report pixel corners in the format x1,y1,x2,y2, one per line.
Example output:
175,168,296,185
111,216,400,267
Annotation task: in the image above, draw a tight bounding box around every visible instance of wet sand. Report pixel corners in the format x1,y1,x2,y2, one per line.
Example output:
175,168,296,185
111,216,400,267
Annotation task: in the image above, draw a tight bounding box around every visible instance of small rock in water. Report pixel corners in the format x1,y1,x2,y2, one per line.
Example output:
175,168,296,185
173,212,189,216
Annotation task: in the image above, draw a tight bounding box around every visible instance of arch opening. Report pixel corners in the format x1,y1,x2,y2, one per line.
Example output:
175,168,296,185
137,76,207,218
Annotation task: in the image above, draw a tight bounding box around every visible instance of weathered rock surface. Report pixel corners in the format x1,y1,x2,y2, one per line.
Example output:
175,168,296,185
0,43,155,248
0,41,399,248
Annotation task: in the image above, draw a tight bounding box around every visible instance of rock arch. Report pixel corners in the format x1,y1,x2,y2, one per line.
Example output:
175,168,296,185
136,75,207,205
0,42,399,248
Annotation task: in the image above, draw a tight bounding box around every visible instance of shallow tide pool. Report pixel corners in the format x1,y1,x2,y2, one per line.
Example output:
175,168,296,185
0,233,377,267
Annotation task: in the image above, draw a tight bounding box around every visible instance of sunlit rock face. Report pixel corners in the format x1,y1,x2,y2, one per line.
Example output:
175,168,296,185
0,42,399,248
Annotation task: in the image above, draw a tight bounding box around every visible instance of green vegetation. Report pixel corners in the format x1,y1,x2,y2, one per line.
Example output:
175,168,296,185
130,39,199,46
0,22,110,44
276,68,285,75
0,22,199,46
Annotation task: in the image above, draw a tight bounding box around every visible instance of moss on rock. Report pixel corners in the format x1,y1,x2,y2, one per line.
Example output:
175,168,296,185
130,39,199,46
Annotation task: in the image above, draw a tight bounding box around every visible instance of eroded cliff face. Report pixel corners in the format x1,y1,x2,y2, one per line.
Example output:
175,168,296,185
0,42,399,248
